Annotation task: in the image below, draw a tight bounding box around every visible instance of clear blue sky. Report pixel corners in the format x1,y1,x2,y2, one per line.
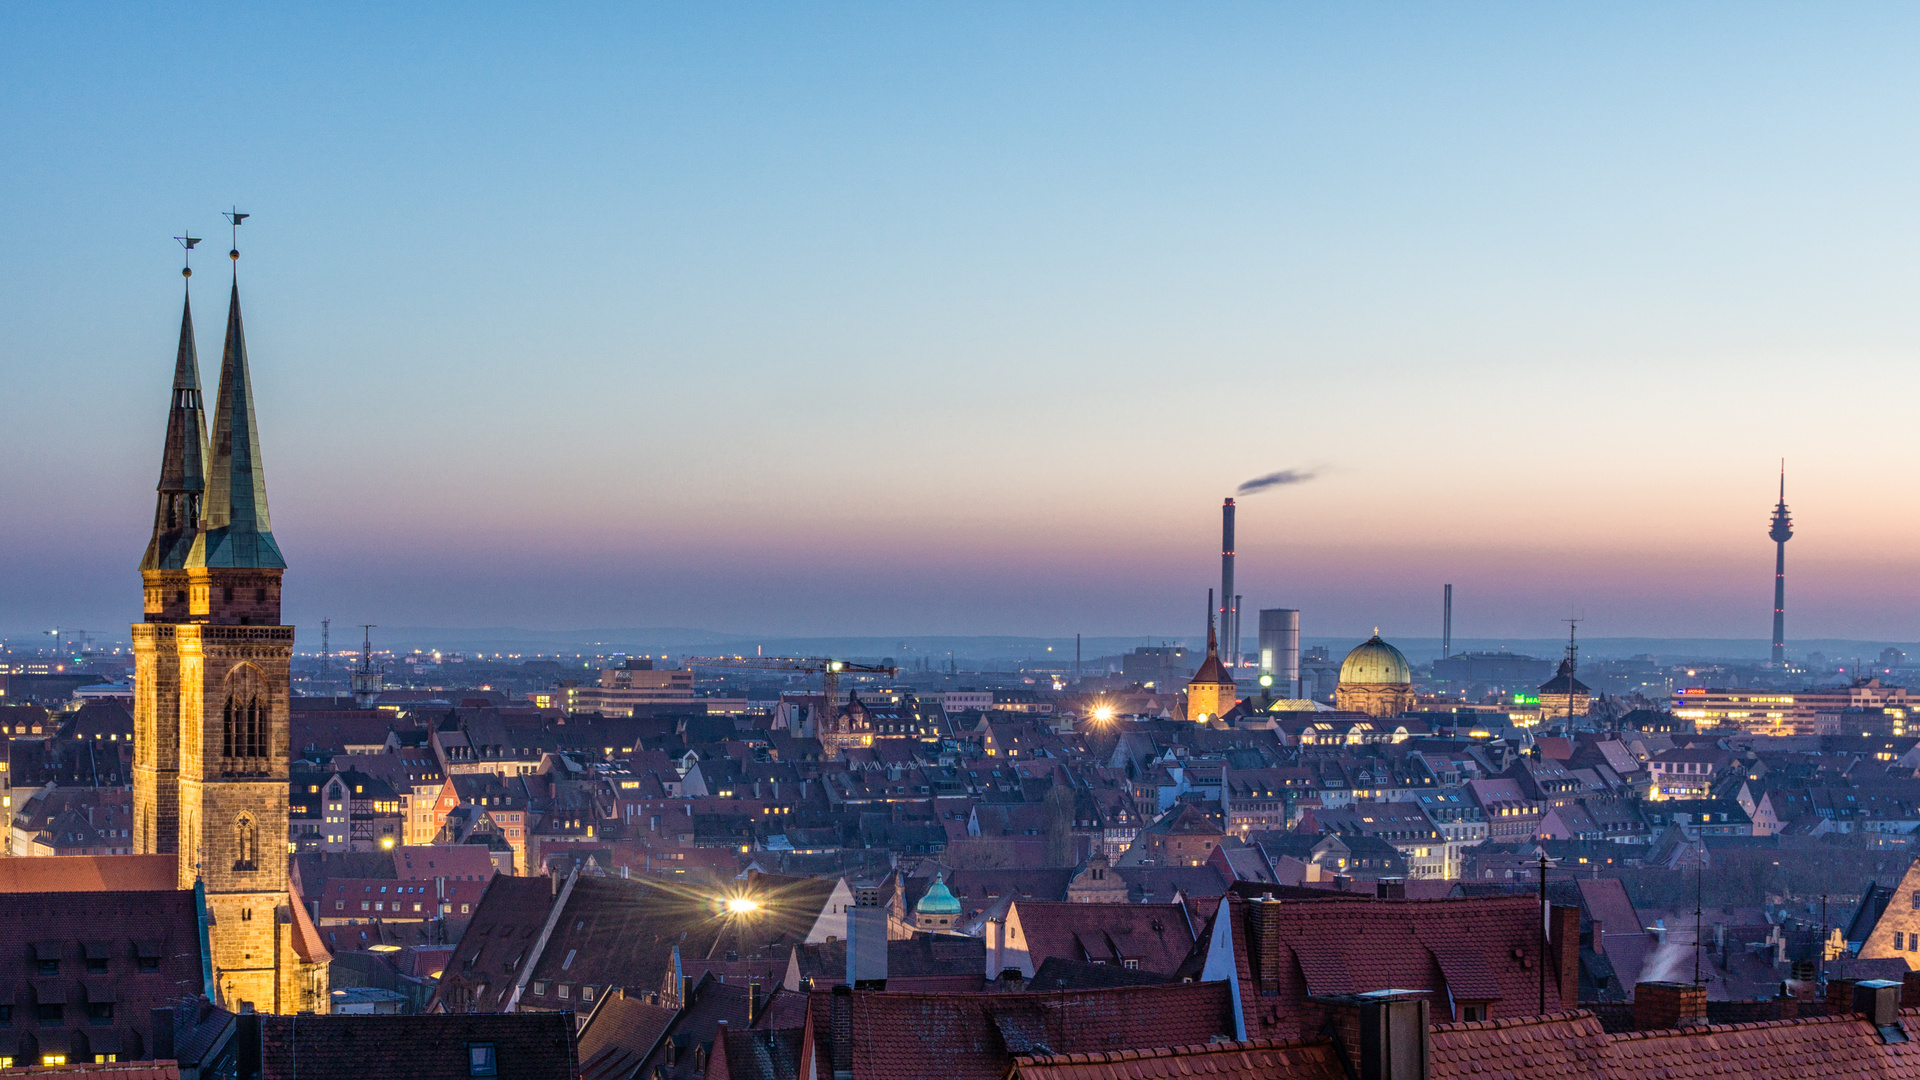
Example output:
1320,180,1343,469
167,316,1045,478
5,4,1920,642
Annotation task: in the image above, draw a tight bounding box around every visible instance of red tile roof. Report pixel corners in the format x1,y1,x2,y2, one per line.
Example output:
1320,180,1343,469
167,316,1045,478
1429,1011,1611,1079
0,889,205,1067
1009,902,1196,977
807,982,1238,1080
288,892,330,965
0,855,176,893
1428,1008,1920,1080
1010,1038,1344,1080
1208,893,1578,1040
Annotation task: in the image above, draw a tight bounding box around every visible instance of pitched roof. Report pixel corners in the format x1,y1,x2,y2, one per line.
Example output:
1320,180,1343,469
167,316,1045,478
1010,902,1196,976
257,1013,578,1080
0,855,177,893
1010,1037,1344,1080
188,276,284,570
1428,1007,1920,1080
578,991,677,1080
1205,893,1577,1040
812,982,1238,1080
1428,1011,1610,1080
0,890,206,1066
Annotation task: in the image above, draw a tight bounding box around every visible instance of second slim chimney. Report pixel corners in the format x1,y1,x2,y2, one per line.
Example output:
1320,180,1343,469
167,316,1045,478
1221,498,1235,668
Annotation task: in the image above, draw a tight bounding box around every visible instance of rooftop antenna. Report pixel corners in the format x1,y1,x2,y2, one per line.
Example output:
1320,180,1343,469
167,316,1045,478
320,618,331,678
1537,852,1549,1014
1562,610,1583,727
1693,853,1704,988
352,624,382,709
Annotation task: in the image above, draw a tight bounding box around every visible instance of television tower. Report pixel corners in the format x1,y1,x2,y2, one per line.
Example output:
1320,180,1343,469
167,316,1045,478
1769,463,1793,666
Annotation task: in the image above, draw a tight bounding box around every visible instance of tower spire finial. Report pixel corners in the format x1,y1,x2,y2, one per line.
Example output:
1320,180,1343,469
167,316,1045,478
223,207,248,264
174,231,201,281
187,212,284,571
142,235,210,573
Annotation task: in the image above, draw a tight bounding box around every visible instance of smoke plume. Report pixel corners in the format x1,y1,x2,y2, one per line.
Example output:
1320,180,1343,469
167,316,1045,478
1235,468,1319,497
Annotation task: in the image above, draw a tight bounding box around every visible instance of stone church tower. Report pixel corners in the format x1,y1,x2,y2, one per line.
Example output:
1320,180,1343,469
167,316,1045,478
133,246,328,1014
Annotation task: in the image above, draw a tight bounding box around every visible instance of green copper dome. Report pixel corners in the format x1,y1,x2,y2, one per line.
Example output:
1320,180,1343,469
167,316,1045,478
916,873,962,916
1339,633,1411,685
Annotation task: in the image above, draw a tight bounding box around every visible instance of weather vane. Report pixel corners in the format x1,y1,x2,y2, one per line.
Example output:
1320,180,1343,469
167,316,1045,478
173,231,201,279
223,207,249,261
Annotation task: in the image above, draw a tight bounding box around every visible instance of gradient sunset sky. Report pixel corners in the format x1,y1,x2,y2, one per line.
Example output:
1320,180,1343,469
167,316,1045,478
5,4,1920,642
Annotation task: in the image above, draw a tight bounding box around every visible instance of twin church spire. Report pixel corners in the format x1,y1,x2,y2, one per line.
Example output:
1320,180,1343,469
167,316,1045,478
142,222,284,574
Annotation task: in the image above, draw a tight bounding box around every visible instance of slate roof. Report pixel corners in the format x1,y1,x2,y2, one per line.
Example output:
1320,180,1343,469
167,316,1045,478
256,1012,579,1079
578,991,677,1080
1009,1037,1344,1080
710,1023,805,1080
438,872,836,1012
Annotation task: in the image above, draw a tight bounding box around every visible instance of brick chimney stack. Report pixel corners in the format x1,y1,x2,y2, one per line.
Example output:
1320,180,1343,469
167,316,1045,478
1633,982,1707,1030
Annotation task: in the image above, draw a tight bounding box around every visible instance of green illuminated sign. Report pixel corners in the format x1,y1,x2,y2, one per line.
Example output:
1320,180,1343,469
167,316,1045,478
1512,693,1540,705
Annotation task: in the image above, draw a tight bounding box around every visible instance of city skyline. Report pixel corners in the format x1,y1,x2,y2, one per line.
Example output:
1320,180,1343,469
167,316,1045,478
8,5,1920,640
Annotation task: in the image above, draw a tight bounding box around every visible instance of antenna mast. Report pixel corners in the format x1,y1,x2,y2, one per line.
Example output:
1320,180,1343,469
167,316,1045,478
352,624,383,708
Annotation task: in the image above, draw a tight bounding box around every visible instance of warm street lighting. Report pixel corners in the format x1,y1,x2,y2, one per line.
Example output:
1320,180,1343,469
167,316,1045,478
727,897,761,914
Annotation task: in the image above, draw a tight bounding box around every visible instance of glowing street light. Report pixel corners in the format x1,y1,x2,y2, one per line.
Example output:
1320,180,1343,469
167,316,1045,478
726,897,761,915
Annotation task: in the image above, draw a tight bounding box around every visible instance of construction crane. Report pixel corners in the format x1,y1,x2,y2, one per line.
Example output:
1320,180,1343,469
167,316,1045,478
46,628,94,657
684,655,899,752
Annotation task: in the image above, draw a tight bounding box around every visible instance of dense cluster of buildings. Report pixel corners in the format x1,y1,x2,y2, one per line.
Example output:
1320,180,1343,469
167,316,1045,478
15,257,1920,1077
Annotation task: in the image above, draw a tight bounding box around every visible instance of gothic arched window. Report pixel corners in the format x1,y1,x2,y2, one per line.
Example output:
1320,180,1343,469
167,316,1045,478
221,664,270,773
235,815,257,872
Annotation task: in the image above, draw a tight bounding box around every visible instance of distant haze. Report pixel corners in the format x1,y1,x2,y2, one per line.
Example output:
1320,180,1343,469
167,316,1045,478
5,6,1920,642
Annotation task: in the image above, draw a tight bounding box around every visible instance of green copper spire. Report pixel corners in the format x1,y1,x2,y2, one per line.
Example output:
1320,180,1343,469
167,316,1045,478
189,268,285,569
141,281,209,571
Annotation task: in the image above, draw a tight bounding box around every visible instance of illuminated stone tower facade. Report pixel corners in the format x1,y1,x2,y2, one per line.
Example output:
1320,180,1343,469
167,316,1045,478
133,251,327,1014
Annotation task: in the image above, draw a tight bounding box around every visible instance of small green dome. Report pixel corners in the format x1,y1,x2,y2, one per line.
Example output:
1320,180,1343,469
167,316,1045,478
917,873,962,916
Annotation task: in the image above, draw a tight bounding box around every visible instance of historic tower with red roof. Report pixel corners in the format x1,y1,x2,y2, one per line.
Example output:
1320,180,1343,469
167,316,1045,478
1185,590,1239,724
132,225,327,1014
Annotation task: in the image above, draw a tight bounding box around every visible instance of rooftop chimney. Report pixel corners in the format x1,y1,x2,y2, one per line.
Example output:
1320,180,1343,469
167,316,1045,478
236,1009,263,1080
846,883,887,989
150,1007,176,1062
1317,990,1429,1080
1852,980,1907,1042
1633,982,1706,1030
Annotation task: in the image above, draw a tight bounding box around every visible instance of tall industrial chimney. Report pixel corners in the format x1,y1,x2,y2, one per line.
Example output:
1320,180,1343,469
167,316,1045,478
1233,594,1242,672
1220,499,1236,668
1443,584,1453,659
